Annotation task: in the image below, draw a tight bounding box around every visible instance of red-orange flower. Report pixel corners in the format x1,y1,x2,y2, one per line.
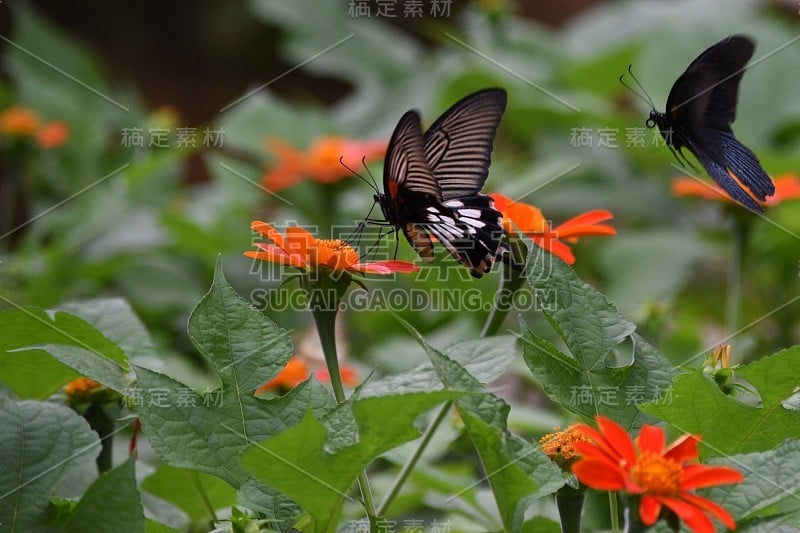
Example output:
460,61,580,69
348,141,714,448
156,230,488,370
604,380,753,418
571,416,744,533
262,136,386,191
255,357,310,393
35,121,70,149
490,193,616,264
672,174,800,208
0,106,70,149
254,356,359,394
245,221,418,275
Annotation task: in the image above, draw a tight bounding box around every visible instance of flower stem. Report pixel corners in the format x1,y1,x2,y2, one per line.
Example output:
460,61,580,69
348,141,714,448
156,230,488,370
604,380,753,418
610,492,621,532
555,485,585,533
311,304,376,516
725,216,747,354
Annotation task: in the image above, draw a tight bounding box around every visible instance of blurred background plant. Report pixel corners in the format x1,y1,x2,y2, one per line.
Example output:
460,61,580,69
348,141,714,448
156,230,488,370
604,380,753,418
2,0,800,529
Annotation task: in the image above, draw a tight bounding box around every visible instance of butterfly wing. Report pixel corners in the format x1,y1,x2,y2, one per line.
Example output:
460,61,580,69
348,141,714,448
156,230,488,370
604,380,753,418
381,110,439,260
422,197,507,278
423,88,507,199
662,35,773,210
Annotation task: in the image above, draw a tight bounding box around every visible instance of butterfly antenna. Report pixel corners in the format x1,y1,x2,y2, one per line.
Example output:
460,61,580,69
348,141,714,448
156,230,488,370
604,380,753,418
620,64,656,109
339,156,379,194
361,156,380,192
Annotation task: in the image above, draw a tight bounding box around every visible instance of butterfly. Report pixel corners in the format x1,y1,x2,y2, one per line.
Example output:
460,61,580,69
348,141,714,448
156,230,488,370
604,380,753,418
375,88,508,278
633,34,774,212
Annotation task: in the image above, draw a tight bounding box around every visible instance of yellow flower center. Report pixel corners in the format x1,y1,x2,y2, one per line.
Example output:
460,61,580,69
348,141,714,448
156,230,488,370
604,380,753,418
631,452,682,494
316,239,353,252
540,425,591,463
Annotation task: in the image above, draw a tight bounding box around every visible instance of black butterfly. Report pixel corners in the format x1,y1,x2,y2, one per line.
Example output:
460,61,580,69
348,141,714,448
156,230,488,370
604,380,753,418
375,88,508,278
642,34,774,212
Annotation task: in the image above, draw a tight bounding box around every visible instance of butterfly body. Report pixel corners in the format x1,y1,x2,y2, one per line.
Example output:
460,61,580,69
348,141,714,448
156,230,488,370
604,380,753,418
377,89,508,278
646,34,774,212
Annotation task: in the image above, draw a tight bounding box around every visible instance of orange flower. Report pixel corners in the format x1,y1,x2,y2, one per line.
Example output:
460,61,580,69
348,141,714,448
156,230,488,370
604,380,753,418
314,366,359,387
490,193,616,264
540,424,592,466
262,136,386,191
64,377,104,401
254,356,359,394
571,416,744,533
36,121,69,149
0,106,41,135
245,221,418,275
672,174,800,207
255,357,310,393
0,106,70,149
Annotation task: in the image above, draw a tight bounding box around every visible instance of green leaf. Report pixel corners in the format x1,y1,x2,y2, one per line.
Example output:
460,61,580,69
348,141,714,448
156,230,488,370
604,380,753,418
241,391,460,533
640,348,800,455
144,520,183,533
521,242,678,430
62,458,144,533
133,260,332,526
706,439,800,522
59,298,159,364
397,317,566,531
142,465,236,525
0,306,130,398
361,335,518,397
0,398,100,532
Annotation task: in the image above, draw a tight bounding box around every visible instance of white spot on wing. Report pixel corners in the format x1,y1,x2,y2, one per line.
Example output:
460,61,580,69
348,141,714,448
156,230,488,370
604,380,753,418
443,199,464,208
459,209,482,219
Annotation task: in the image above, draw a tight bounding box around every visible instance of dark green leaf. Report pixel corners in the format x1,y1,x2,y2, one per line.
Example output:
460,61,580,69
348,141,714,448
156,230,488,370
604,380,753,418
0,398,100,531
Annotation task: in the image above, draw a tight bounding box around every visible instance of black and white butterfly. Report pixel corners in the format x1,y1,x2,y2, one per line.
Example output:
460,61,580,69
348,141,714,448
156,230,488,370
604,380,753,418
375,88,508,278
634,34,774,212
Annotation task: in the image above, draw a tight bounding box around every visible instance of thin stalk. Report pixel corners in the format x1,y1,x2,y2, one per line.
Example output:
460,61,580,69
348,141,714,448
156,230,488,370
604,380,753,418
725,217,747,354
376,399,451,515
481,259,526,337
378,257,526,514
610,492,620,532
189,469,219,523
311,304,376,516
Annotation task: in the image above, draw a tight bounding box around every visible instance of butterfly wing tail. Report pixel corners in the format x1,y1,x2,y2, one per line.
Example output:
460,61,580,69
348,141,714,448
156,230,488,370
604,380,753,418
719,132,775,201
696,151,764,212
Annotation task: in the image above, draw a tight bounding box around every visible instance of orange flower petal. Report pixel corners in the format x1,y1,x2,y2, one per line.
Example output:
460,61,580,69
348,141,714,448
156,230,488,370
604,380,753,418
244,249,303,267
639,494,663,526
672,177,730,201
595,416,638,467
533,236,576,264
284,226,315,260
680,491,738,530
657,495,715,533
571,458,627,490
767,175,800,205
350,260,419,274
553,210,617,239
314,366,360,387
255,357,310,393
636,424,666,455
664,434,700,463
680,464,744,490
